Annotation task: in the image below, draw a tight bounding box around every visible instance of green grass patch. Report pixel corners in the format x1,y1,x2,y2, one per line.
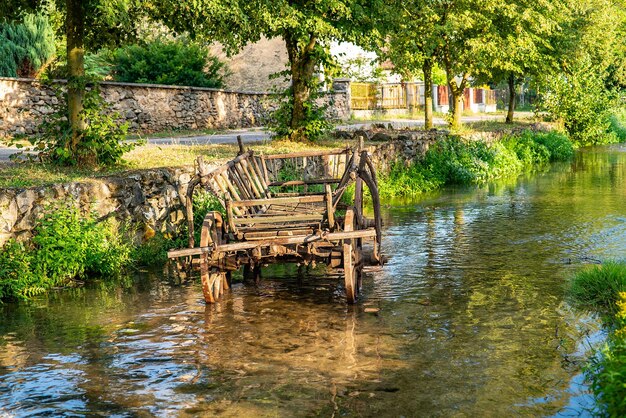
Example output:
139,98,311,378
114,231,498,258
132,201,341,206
568,262,626,322
377,130,574,199
0,139,347,189
568,261,626,416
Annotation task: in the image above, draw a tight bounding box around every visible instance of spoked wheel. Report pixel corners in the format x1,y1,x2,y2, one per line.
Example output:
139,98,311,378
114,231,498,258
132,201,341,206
199,211,230,303
343,207,363,304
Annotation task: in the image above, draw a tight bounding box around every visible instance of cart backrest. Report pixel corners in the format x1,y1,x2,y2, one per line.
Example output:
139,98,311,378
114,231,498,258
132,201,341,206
200,148,353,216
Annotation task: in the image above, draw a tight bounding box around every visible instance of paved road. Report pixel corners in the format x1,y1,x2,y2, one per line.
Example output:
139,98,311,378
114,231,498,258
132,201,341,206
146,113,512,146
0,113,515,161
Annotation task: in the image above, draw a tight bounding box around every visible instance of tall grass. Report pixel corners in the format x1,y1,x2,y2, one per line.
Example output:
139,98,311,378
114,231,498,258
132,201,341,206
378,130,574,199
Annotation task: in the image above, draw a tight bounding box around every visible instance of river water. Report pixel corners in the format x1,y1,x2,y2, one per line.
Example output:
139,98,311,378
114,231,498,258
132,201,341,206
1,145,626,417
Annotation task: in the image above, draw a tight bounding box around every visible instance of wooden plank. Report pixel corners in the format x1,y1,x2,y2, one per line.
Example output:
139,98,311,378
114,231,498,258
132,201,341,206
260,155,270,185
269,179,340,187
250,156,271,197
232,195,325,207
325,183,334,230
233,214,324,224
207,150,254,177
263,148,350,160
167,229,378,258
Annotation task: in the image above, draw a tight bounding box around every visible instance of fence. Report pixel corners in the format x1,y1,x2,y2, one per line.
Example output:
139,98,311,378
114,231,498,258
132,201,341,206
350,81,499,113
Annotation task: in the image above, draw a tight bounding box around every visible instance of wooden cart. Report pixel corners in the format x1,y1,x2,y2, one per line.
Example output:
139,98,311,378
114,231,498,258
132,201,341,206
167,140,383,304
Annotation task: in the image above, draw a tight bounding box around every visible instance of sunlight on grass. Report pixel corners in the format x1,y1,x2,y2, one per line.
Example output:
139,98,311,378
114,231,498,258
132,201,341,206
0,138,352,188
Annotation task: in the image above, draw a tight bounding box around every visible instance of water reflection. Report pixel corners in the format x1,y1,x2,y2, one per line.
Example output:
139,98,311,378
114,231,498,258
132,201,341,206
1,145,625,416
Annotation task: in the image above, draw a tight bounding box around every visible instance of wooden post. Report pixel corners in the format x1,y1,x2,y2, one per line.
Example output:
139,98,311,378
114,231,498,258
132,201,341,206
237,135,245,155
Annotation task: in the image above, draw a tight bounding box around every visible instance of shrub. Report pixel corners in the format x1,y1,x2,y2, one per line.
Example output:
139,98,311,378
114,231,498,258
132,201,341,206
133,190,223,267
0,13,55,77
569,264,626,416
112,40,226,88
378,130,574,199
537,58,618,146
7,83,135,167
0,205,132,301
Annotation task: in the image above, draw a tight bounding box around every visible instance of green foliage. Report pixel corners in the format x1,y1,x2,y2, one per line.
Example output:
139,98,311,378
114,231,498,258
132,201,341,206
608,107,626,142
568,261,626,322
0,240,43,300
538,58,618,146
587,338,626,417
378,130,573,199
132,189,223,267
268,85,333,142
6,83,135,167
112,40,226,88
568,262,626,416
132,232,184,267
0,205,132,301
0,12,55,77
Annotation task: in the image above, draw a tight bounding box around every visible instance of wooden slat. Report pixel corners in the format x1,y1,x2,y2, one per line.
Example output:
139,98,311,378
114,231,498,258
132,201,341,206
233,214,324,224
262,148,350,160
269,179,340,187
232,195,325,208
208,150,254,177
168,229,377,258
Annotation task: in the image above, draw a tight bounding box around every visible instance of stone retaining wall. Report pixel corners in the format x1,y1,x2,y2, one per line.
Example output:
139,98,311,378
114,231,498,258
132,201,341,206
0,77,351,137
0,167,197,246
0,129,433,247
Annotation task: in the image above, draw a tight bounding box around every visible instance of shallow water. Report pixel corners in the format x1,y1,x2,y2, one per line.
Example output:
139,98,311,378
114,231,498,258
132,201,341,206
2,145,626,417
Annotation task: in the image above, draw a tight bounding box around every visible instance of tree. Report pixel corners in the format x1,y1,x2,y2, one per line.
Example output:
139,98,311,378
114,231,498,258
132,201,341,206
0,12,55,77
154,0,381,140
472,0,562,123
375,1,442,129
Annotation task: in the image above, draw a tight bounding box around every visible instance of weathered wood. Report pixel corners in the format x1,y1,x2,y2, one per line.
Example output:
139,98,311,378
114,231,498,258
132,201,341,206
208,150,254,178
343,208,356,304
233,214,324,224
167,229,377,258
262,148,350,160
232,195,325,208
237,135,245,155
269,178,341,187
325,183,334,230
259,155,270,185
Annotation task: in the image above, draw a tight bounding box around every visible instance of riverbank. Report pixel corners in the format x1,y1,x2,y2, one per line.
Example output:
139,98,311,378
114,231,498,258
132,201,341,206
569,262,626,416
0,123,576,302
2,144,624,415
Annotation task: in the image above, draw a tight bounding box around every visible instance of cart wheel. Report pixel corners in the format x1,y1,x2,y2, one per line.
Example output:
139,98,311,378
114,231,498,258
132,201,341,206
343,208,363,304
200,211,227,303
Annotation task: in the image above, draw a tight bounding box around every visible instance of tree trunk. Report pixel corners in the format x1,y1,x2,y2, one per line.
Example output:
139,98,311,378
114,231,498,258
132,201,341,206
66,0,85,154
423,58,433,129
451,92,462,129
506,74,516,124
284,33,317,140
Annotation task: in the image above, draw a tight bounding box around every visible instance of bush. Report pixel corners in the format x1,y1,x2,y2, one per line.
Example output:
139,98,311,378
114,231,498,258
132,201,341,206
133,190,223,267
112,40,226,88
0,13,55,77
538,58,618,146
0,205,132,301
378,130,573,199
569,263,626,416
7,83,135,167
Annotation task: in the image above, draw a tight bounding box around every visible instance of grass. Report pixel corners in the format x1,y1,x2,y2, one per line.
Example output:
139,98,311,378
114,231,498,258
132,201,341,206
377,130,574,199
0,138,348,188
568,262,626,416
569,262,626,322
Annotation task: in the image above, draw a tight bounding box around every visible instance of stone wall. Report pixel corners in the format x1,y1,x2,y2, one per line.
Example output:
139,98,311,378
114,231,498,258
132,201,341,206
0,77,352,137
0,167,197,246
0,129,437,247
